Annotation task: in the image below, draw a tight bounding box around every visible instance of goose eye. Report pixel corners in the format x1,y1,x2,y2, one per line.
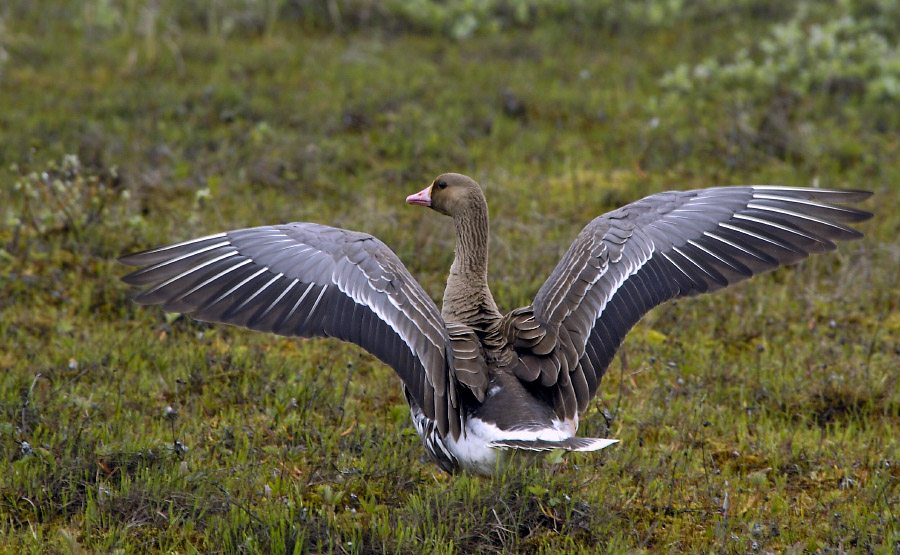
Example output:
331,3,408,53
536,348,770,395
436,180,447,190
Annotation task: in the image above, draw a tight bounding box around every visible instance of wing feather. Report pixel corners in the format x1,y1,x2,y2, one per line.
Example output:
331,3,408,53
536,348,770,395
121,223,465,438
508,186,871,420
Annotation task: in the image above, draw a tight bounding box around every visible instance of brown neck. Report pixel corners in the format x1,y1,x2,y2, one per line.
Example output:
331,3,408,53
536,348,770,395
441,194,501,328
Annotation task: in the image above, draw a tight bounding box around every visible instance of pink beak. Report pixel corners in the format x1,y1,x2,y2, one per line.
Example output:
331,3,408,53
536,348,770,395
406,185,433,207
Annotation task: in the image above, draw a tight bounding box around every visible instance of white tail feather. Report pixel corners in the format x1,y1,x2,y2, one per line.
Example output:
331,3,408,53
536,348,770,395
489,437,618,452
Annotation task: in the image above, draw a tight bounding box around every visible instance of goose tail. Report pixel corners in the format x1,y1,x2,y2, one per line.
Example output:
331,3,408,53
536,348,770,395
489,437,618,452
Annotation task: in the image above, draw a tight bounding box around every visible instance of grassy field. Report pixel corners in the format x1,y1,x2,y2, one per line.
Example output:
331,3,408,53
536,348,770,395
1,1,899,553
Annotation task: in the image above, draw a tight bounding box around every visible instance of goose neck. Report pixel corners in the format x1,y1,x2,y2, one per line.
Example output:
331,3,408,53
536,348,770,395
442,200,500,326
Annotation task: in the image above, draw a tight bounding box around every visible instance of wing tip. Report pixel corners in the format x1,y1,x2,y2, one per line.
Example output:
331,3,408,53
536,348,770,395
117,251,147,268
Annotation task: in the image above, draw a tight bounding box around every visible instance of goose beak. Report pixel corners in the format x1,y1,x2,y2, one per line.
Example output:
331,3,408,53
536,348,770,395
406,185,433,207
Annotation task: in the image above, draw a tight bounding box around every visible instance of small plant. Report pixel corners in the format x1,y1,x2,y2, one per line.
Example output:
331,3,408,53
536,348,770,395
6,155,124,242
2,154,145,267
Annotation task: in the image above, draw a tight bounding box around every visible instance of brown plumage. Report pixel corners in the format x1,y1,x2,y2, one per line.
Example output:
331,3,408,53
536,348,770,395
120,173,872,474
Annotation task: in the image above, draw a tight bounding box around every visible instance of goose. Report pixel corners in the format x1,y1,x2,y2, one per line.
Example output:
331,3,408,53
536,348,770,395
120,174,871,475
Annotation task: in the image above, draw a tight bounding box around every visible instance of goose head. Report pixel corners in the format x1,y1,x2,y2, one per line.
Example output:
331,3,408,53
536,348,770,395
406,173,485,218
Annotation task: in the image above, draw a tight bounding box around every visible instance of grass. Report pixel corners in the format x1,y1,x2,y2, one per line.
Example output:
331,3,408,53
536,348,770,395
1,1,899,553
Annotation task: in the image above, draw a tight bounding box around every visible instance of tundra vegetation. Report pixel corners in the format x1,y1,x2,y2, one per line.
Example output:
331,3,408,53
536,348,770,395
1,1,898,553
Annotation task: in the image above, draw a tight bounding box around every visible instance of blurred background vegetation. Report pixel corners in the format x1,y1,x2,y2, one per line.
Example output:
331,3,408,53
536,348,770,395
1,0,898,553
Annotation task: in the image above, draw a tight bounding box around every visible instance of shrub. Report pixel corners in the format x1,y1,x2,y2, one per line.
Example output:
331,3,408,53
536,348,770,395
661,10,900,103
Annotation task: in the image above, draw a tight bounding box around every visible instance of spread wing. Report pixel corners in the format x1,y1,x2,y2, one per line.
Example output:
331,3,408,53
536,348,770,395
119,223,464,438
502,186,872,420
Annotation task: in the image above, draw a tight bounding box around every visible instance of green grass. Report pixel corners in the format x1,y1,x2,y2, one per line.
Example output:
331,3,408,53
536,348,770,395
1,1,899,553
